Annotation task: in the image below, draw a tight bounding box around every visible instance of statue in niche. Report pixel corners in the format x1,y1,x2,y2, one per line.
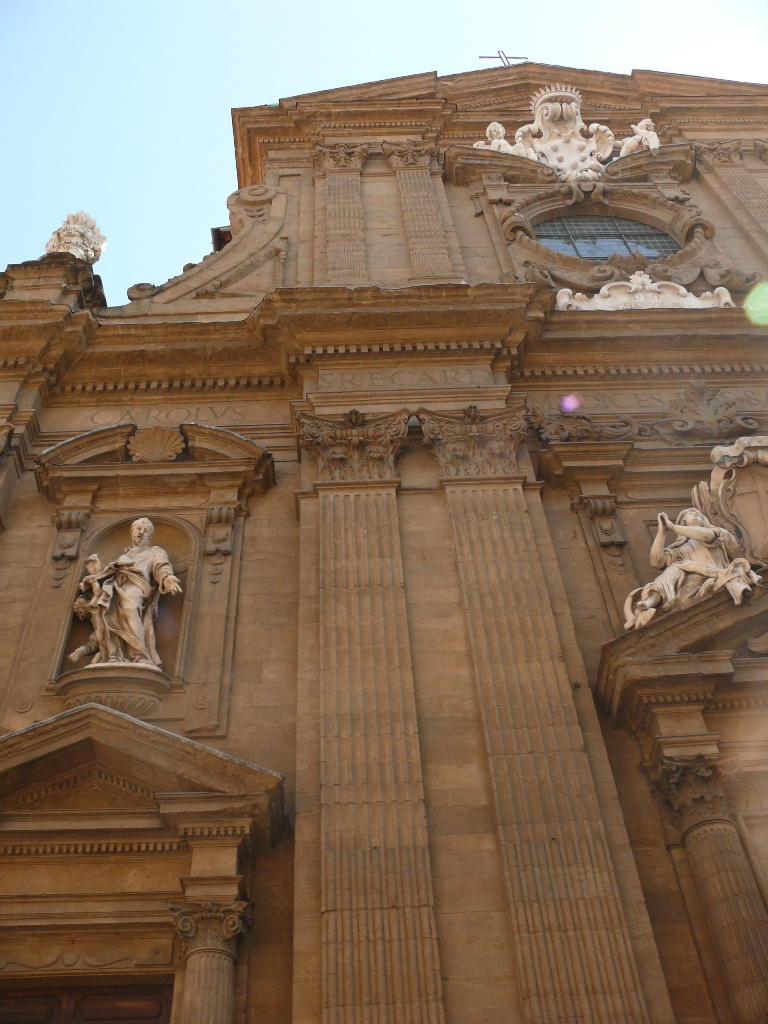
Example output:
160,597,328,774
618,119,661,159
472,121,527,157
68,518,182,668
624,508,760,630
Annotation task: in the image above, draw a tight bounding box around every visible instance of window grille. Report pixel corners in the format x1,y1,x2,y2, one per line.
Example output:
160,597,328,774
535,216,681,261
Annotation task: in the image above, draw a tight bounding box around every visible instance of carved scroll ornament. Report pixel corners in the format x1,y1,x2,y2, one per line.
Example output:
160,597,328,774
416,403,527,478
298,408,409,482
556,271,735,311
169,899,250,957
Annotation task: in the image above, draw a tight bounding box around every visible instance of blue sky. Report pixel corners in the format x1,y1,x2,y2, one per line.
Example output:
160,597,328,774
2,0,767,305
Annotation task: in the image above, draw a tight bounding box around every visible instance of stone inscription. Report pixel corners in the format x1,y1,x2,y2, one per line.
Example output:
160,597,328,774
318,366,496,392
42,404,254,431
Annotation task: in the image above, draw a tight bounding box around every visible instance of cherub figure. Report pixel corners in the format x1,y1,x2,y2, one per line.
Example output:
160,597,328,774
473,121,529,158
618,118,661,159
68,554,106,664
624,508,761,630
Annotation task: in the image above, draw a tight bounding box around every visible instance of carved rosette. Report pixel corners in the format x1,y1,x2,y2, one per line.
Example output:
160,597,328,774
298,409,409,483
650,757,731,833
314,143,370,172
169,900,250,960
417,403,527,478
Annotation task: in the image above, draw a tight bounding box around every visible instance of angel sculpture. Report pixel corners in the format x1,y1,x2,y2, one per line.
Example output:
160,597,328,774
473,122,528,157
623,508,761,630
618,119,661,159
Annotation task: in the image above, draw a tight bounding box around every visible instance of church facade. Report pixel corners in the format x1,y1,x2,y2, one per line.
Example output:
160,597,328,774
1,62,768,1024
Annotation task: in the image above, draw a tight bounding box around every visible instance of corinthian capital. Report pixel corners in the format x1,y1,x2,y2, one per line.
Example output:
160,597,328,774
650,756,734,832
382,140,437,169
169,900,250,958
693,140,744,169
298,408,409,483
314,143,370,171
416,403,527,478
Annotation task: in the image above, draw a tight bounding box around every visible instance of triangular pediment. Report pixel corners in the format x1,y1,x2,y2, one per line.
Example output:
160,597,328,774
0,704,283,826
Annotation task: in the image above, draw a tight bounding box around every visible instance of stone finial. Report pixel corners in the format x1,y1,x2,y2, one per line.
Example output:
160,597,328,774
45,212,106,264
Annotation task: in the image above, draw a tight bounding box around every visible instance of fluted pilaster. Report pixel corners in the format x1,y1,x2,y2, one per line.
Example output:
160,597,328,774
299,409,444,1024
654,759,768,1024
315,144,370,284
169,900,249,1024
417,404,651,1024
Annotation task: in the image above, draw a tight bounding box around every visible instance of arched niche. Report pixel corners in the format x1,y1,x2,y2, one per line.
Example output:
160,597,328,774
23,421,274,733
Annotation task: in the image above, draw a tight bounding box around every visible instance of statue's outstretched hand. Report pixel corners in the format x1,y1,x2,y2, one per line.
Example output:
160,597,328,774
160,575,183,596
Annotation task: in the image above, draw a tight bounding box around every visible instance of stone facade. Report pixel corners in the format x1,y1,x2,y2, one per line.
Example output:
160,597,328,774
1,62,768,1023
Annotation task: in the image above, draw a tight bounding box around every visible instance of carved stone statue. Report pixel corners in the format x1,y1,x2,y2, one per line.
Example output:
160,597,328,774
618,119,660,159
514,85,614,182
473,122,526,157
45,212,106,264
624,508,760,629
68,518,182,668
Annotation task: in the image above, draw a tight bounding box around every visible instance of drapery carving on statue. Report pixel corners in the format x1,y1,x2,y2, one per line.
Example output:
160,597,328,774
530,384,758,446
617,120,660,159
623,509,760,630
67,518,182,669
123,185,287,306
416,403,527,478
169,900,251,958
649,755,734,832
556,271,735,310
298,408,409,482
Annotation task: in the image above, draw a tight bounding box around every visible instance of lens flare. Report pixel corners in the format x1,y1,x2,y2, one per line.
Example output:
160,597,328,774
744,281,768,326
560,393,582,412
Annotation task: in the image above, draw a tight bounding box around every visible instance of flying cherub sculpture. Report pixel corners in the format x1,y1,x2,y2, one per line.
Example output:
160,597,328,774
623,508,760,630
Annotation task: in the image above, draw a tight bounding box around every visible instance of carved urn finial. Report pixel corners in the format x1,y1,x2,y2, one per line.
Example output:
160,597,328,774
45,212,106,264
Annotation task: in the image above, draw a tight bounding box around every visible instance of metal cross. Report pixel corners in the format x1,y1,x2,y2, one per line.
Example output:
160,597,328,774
479,51,527,67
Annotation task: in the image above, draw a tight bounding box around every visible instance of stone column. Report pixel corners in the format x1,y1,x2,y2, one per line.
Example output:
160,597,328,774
653,759,768,1024
382,140,459,281
169,900,249,1024
314,144,370,285
694,140,768,263
298,408,445,1024
416,403,651,1024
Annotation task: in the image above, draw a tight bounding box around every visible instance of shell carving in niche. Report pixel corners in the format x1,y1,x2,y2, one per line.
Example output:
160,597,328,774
127,427,186,463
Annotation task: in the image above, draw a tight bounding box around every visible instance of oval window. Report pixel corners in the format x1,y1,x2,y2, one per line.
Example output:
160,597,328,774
535,215,681,261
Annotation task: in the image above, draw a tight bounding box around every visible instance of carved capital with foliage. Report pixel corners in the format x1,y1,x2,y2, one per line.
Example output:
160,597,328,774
417,403,527,478
169,899,250,960
650,756,734,833
314,143,370,172
298,409,409,483
693,140,744,169
382,140,437,169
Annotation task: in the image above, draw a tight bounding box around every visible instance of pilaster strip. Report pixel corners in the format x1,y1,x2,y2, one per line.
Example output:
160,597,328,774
300,409,444,1024
383,141,456,280
315,144,370,285
417,405,651,1024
